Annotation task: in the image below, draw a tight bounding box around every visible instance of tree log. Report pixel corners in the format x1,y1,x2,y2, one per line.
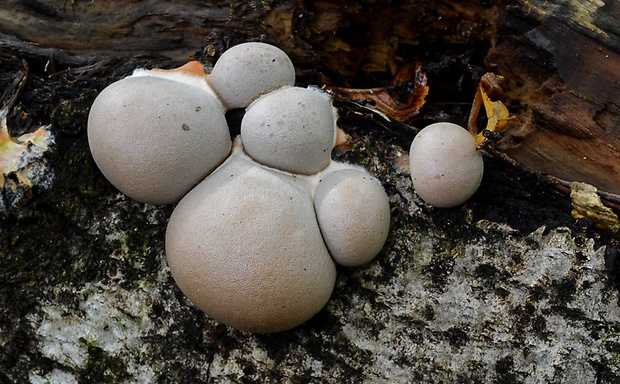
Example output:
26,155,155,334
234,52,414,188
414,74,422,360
487,0,620,195
1,1,620,383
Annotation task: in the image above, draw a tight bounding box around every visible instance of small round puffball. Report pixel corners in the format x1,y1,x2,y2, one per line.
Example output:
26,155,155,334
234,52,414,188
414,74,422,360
165,149,336,333
241,87,336,175
207,42,295,110
409,122,483,208
314,168,390,267
87,76,231,205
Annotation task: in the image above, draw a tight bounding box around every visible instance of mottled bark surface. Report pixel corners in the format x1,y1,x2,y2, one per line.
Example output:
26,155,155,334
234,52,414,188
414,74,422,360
1,1,619,383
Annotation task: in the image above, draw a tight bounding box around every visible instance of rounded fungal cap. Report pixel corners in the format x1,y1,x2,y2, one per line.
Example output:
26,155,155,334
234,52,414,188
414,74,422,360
87,76,231,205
207,42,295,110
409,122,483,208
165,148,336,333
241,86,336,175
314,167,390,267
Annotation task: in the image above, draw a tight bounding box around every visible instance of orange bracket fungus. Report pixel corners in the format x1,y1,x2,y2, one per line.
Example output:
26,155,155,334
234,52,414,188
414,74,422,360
87,42,391,333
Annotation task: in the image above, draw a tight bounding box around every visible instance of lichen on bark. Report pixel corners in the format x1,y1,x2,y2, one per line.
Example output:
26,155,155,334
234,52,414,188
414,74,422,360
1,1,620,383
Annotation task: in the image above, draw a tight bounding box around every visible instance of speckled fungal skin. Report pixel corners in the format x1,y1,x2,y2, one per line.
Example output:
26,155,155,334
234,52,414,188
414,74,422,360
314,168,391,266
241,87,336,175
166,148,337,333
409,122,483,208
88,76,231,205
206,42,295,110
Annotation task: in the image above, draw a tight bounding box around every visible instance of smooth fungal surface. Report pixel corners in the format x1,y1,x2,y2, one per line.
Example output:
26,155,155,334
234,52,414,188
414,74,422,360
87,76,231,205
241,86,336,175
313,167,391,267
206,42,296,109
409,122,484,208
166,149,337,333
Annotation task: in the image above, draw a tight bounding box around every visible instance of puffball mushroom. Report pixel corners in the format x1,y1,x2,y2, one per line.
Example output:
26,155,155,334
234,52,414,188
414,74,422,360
166,147,337,333
241,86,336,175
88,75,231,205
206,42,296,110
313,168,391,267
409,122,484,208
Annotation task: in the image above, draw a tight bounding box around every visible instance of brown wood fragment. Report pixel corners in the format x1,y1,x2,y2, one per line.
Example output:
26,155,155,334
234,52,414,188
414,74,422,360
327,63,429,123
486,2,620,195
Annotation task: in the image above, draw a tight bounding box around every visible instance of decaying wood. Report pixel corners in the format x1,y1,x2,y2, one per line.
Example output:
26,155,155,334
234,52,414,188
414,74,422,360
1,0,618,198
2,1,620,383
487,1,620,195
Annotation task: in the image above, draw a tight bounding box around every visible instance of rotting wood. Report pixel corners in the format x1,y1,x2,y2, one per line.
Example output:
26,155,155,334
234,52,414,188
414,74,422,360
1,0,619,204
486,1,620,196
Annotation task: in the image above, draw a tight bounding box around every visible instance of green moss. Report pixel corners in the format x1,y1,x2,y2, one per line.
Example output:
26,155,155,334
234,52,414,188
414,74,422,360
600,327,620,363
50,89,98,137
77,346,129,383
0,96,169,294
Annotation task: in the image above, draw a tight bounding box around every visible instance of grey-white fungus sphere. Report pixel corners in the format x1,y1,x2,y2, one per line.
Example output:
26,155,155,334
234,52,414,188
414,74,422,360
165,148,337,333
241,86,336,175
409,122,484,208
207,42,296,110
314,168,391,267
87,76,231,205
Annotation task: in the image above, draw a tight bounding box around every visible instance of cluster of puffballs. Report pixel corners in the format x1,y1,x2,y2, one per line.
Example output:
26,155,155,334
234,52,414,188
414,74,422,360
88,43,391,333
87,42,483,333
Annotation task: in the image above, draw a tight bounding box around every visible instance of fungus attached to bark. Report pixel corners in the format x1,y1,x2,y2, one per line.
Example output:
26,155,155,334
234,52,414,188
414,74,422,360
409,122,484,208
87,41,392,333
206,42,296,110
87,75,231,205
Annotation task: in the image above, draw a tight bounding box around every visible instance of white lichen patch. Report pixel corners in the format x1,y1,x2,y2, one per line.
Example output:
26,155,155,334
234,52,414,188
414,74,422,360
208,338,275,380
29,281,168,377
29,368,79,384
0,107,55,213
336,223,620,382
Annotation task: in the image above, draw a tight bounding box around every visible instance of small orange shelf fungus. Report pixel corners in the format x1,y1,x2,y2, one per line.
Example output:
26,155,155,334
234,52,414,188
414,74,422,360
0,108,54,191
409,122,484,208
86,42,391,332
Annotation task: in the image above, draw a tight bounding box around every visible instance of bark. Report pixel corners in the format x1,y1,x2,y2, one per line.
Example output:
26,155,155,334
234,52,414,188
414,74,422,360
487,0,620,195
1,1,619,383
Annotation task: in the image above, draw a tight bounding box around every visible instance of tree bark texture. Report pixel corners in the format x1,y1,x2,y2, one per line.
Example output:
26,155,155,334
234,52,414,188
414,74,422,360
1,1,620,383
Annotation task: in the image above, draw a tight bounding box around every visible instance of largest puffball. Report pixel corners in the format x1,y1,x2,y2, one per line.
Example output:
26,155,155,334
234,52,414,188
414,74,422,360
166,149,337,333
